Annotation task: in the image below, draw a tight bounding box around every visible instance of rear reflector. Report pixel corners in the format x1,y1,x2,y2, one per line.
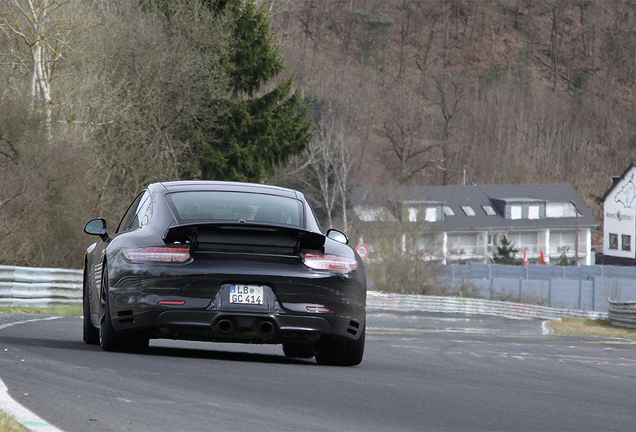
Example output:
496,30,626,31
157,300,186,306
306,306,332,313
303,254,358,271
123,247,190,263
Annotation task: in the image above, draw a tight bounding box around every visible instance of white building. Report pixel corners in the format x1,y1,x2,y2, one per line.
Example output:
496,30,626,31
351,184,597,265
601,164,636,265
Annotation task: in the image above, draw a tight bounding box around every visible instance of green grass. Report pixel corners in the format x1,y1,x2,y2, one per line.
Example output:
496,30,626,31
0,305,82,315
549,317,636,340
0,411,29,432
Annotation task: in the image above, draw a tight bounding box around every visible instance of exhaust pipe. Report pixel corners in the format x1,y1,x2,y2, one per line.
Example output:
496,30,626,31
257,320,275,336
216,319,233,333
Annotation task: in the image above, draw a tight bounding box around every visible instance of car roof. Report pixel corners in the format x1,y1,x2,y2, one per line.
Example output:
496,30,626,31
151,180,300,199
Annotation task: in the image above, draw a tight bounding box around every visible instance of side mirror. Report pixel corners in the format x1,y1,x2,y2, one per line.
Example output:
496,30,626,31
327,229,348,244
84,218,109,241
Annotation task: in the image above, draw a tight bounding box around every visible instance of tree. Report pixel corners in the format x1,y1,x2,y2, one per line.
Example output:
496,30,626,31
0,0,94,142
379,84,443,185
71,0,230,219
274,100,354,231
491,236,521,265
195,0,312,182
427,71,466,185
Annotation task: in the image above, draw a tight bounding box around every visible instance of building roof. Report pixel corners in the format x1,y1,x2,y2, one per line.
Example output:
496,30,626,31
600,162,636,203
351,184,597,231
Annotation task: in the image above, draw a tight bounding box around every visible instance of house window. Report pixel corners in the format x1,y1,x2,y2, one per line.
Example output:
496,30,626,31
609,233,619,250
508,232,538,254
443,206,455,216
483,205,496,215
425,207,437,222
408,208,418,222
447,233,478,255
510,205,522,219
419,234,435,251
461,206,476,216
622,235,631,252
546,202,576,218
487,233,499,253
528,205,540,219
549,231,575,254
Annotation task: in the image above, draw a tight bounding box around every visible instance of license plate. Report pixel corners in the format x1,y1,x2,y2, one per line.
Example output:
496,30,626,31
229,285,264,305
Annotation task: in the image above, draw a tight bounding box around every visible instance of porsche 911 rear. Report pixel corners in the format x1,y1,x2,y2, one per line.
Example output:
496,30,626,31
84,182,366,366
110,224,365,342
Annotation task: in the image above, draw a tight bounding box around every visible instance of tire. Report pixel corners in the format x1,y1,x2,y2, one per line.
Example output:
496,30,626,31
282,343,316,359
99,265,149,353
82,270,99,345
315,325,365,366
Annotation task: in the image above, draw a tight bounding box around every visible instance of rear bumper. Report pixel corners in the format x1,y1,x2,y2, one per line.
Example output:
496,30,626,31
109,282,365,344
112,308,363,344
105,258,366,344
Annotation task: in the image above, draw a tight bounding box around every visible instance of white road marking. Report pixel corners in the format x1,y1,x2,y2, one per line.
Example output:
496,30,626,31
0,316,65,432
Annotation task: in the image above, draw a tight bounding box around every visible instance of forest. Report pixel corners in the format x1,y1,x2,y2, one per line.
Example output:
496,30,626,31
1,0,635,268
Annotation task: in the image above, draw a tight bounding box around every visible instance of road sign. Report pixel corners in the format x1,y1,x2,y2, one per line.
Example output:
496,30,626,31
355,244,369,259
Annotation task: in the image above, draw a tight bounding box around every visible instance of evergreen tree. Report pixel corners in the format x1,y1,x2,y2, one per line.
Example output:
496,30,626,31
195,0,312,182
491,236,521,265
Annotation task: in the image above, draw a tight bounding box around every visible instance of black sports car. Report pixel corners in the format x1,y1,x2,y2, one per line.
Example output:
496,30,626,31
83,181,366,366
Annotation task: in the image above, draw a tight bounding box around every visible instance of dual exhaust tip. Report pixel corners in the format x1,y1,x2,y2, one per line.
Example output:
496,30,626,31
216,318,275,336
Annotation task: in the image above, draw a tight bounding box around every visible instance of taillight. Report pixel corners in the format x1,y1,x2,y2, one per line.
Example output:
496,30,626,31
303,254,358,271
123,247,190,263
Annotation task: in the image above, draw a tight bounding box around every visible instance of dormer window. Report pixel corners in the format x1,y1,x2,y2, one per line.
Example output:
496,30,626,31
425,207,437,222
408,208,418,222
461,206,475,216
528,205,540,219
510,205,522,219
444,206,455,216
546,202,576,218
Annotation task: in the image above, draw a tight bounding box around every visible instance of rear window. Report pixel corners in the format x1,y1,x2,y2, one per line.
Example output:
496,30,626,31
166,191,304,227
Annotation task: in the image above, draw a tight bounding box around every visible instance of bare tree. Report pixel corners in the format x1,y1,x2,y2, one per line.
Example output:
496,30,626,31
0,0,95,142
272,103,355,232
426,71,466,185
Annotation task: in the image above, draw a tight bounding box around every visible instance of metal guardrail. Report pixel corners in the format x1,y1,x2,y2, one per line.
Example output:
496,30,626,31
368,291,607,321
0,264,612,321
608,300,636,329
0,265,82,307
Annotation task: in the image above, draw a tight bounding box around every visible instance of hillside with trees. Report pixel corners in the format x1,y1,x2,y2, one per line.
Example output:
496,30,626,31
268,0,636,244
0,0,634,268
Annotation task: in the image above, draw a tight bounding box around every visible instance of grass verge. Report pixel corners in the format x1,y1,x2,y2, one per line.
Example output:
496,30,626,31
0,411,29,432
549,317,636,340
0,305,81,315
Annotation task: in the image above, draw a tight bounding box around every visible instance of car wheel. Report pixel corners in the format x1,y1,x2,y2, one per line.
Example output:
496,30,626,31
99,265,149,353
282,343,316,359
82,270,99,345
315,325,365,366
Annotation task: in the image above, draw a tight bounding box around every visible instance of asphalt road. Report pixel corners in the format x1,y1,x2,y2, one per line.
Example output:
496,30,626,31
0,311,635,431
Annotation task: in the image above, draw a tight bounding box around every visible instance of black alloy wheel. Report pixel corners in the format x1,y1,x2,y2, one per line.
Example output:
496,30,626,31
99,265,149,353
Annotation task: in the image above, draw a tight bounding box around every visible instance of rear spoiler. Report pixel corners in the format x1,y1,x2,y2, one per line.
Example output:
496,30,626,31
163,222,326,253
